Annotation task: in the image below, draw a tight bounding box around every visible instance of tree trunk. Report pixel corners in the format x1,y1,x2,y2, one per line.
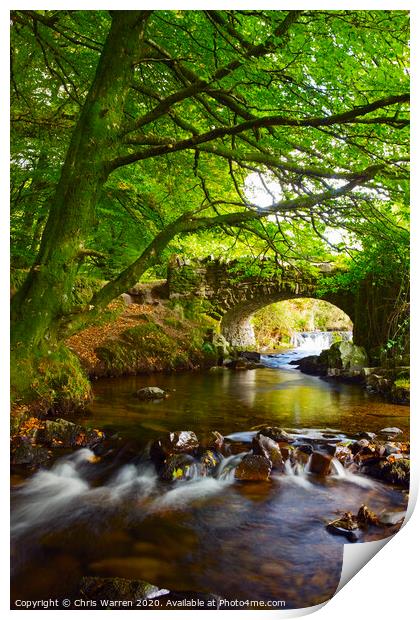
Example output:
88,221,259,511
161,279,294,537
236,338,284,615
11,11,150,352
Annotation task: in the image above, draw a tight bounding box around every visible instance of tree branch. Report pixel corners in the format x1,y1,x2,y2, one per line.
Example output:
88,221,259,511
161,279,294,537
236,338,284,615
125,11,302,133
111,94,409,170
59,164,379,338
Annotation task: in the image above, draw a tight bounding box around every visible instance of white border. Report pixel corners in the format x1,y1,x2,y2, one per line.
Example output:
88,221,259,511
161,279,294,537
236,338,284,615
2,2,418,618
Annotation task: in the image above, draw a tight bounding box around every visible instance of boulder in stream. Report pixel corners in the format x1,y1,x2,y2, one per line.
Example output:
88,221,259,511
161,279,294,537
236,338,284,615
295,355,326,376
256,426,293,443
199,430,225,452
357,431,377,441
294,443,313,455
357,504,380,528
334,444,353,465
326,505,382,542
150,431,199,463
136,387,167,400
308,451,333,475
198,449,222,476
326,513,360,542
252,434,283,469
239,351,261,362
159,453,196,481
235,454,272,481
362,456,410,488
225,358,263,370
378,427,403,440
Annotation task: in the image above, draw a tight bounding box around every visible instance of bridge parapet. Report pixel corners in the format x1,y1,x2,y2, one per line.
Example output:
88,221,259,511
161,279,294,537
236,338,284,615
167,258,353,345
166,257,403,359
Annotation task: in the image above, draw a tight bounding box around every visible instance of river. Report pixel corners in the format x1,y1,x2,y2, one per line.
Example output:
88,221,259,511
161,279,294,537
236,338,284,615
11,337,409,609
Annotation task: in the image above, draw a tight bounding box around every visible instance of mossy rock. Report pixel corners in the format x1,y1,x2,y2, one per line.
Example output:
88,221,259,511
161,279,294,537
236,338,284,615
321,341,368,371
381,458,410,487
11,345,92,414
159,453,196,481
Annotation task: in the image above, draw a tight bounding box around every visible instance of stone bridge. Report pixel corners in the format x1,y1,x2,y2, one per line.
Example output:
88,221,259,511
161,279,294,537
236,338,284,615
166,258,400,358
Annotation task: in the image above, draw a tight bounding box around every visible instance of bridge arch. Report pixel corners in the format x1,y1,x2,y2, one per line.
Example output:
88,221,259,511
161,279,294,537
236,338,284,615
166,257,403,360
220,293,354,347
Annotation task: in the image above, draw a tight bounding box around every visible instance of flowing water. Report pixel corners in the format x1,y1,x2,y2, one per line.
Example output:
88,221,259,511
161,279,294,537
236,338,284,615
11,336,409,609
290,330,352,352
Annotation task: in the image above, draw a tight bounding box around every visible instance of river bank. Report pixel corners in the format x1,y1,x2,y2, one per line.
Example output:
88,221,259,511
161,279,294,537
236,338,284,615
11,293,220,436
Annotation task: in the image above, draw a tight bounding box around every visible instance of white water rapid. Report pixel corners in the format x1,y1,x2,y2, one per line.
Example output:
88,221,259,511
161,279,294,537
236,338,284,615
291,330,352,352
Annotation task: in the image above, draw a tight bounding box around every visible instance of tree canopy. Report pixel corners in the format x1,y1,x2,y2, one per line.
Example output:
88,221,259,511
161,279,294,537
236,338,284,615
10,10,409,352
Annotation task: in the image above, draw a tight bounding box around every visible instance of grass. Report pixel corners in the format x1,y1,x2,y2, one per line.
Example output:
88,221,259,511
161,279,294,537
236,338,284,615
11,344,92,415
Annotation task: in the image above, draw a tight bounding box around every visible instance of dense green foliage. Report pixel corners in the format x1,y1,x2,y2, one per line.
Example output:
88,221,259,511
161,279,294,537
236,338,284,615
10,10,409,405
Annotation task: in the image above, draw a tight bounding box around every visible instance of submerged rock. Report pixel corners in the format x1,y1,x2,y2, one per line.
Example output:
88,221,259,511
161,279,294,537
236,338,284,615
136,387,167,400
80,576,168,602
308,451,333,475
378,510,406,526
209,366,228,373
235,454,272,481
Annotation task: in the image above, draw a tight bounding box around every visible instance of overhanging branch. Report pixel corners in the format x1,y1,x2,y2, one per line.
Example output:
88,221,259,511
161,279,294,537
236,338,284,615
111,94,409,170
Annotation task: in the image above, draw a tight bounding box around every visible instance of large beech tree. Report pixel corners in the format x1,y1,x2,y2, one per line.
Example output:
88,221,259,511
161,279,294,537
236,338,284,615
10,10,409,355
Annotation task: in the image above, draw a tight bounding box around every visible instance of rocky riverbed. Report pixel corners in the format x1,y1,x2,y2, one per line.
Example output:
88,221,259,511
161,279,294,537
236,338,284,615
11,360,410,609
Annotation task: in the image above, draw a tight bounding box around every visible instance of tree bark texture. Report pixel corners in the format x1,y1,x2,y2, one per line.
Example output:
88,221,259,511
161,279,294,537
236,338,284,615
11,12,150,351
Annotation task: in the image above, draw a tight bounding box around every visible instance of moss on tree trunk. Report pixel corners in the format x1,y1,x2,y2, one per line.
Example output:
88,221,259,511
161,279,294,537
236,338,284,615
11,12,150,354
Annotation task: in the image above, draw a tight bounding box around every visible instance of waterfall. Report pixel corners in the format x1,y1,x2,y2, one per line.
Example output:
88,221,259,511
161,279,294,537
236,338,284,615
330,458,375,488
291,331,352,353
281,458,313,488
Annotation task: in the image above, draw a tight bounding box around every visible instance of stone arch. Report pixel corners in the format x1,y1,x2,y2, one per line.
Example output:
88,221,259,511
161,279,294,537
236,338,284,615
220,294,355,347
167,258,406,359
